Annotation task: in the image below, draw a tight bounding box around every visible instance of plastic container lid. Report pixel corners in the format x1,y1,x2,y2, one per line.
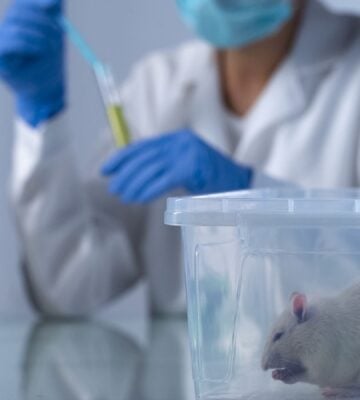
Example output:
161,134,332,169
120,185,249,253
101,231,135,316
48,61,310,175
165,189,360,227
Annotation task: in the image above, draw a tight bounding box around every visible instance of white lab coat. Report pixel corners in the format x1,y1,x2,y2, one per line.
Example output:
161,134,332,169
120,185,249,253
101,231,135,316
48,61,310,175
10,0,360,315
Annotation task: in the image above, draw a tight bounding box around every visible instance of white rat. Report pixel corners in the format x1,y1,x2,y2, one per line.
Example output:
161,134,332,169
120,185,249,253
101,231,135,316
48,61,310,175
261,283,360,398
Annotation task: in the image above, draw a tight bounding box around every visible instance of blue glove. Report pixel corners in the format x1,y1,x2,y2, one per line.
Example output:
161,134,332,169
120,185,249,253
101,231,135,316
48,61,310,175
0,0,65,127
101,130,253,204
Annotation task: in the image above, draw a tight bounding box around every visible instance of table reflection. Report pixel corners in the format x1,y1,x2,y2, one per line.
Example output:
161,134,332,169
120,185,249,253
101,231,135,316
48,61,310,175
22,318,195,400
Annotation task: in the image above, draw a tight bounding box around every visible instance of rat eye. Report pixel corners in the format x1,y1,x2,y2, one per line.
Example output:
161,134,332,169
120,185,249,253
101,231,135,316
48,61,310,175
273,332,284,343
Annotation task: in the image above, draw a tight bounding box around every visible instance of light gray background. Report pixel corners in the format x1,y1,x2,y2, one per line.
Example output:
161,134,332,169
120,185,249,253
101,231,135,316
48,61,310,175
0,0,192,317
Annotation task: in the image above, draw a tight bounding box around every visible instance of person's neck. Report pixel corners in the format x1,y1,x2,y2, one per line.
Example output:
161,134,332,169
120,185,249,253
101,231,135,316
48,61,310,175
218,11,303,117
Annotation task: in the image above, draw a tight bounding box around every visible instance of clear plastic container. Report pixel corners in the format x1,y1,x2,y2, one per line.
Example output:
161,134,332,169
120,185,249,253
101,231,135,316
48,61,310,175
165,189,360,400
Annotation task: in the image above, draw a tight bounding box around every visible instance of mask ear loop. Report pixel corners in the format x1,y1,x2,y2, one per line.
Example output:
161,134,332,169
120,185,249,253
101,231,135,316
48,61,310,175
289,0,307,35
289,0,304,15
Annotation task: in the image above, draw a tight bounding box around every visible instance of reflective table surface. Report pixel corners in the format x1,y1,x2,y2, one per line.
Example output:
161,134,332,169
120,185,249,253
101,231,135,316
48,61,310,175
0,317,195,400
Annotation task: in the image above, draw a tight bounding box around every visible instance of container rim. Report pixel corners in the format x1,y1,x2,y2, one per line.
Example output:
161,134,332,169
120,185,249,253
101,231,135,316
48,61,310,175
165,188,360,226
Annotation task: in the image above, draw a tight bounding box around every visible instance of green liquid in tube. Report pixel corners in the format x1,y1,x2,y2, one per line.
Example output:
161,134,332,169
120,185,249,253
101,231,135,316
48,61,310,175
107,105,131,148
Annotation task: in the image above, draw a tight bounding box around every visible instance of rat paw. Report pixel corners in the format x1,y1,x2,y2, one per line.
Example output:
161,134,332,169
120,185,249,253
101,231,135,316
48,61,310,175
322,387,360,399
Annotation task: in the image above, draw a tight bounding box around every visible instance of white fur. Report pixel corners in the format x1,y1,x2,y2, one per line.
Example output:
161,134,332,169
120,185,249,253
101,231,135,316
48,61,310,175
262,283,360,390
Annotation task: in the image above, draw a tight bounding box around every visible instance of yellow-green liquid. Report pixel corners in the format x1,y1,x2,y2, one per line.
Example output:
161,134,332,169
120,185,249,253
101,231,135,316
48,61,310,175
107,105,131,148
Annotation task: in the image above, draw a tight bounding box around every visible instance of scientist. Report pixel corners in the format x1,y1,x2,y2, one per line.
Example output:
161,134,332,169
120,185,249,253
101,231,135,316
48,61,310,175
0,0,360,315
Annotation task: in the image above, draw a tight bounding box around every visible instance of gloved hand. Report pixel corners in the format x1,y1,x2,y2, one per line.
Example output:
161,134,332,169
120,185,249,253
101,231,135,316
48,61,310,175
0,0,65,127
101,130,253,204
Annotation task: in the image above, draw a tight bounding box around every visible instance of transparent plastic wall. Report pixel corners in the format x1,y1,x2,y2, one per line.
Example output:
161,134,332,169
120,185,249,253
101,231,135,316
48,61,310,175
167,190,360,400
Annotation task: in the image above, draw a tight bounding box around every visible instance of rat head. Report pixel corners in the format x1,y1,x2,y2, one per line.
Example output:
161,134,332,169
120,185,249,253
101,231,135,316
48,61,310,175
261,292,311,385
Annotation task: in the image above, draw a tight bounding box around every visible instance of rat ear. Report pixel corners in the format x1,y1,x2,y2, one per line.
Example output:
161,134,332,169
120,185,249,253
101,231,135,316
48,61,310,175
291,292,307,323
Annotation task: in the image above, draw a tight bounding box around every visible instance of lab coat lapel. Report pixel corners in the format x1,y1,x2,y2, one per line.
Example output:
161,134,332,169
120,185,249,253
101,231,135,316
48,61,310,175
152,42,228,152
236,60,306,164
187,48,233,156
242,62,306,152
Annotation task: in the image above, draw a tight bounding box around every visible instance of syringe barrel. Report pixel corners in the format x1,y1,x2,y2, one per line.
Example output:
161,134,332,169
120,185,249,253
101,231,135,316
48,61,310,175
95,65,131,148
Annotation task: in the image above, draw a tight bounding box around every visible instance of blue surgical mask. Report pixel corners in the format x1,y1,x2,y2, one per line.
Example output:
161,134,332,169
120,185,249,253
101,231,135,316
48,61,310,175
177,0,294,49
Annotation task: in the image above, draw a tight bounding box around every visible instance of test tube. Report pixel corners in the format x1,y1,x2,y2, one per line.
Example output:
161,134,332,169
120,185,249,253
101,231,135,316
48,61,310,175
60,16,131,148
95,64,131,148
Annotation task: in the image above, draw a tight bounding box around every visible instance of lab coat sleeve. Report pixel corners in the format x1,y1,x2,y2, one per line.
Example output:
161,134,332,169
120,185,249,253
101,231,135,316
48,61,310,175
10,115,143,316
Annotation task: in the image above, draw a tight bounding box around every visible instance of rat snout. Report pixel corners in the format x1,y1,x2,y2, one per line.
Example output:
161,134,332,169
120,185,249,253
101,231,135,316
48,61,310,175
262,359,270,371
262,350,270,371
262,352,282,371
262,353,272,371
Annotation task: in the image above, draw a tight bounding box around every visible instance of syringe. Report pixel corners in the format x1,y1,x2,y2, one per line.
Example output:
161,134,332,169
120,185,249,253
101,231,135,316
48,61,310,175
59,16,131,148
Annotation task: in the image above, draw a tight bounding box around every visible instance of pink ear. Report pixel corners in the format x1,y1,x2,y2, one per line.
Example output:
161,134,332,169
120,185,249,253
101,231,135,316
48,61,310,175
291,292,307,323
